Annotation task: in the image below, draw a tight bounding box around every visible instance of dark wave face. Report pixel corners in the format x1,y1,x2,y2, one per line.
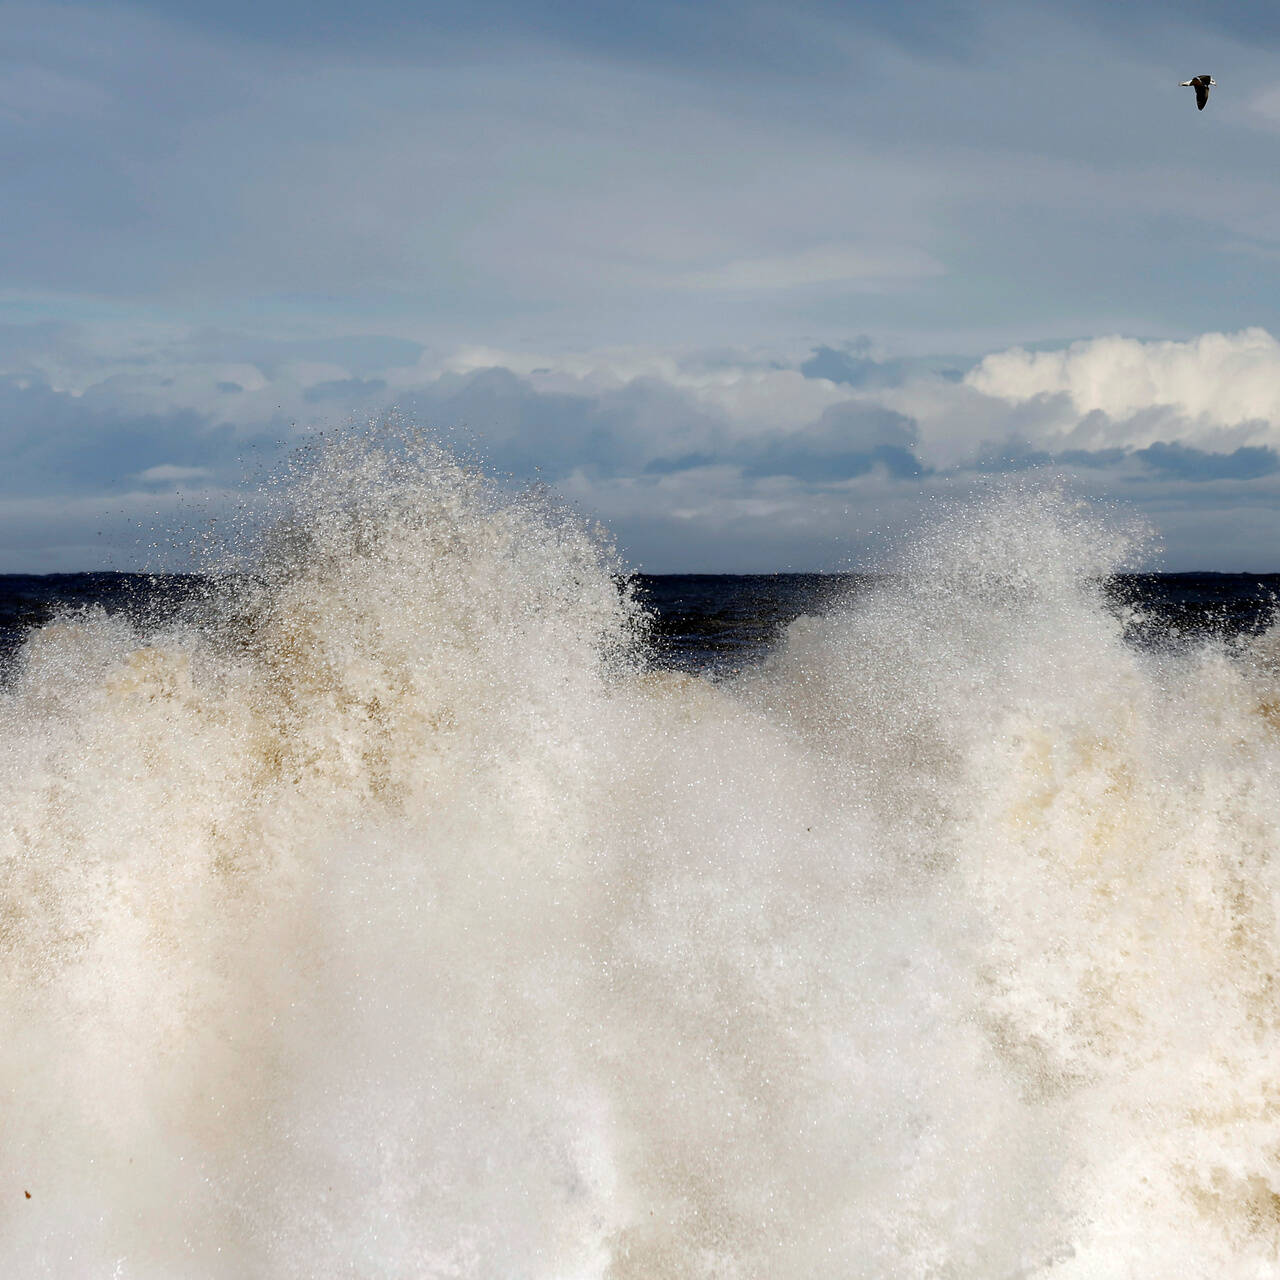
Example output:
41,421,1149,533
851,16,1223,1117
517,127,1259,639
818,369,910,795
2,437,1280,1277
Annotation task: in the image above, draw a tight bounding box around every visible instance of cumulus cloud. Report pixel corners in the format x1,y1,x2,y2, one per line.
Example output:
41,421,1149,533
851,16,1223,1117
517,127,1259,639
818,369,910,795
137,464,215,484
3,322,1280,570
966,328,1280,442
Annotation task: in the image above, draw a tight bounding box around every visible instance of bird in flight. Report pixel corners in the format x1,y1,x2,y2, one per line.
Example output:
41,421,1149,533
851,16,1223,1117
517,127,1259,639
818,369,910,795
1180,74,1216,111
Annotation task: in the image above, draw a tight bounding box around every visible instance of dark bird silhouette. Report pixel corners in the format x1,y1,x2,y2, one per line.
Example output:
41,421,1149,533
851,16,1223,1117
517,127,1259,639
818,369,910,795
1180,74,1215,110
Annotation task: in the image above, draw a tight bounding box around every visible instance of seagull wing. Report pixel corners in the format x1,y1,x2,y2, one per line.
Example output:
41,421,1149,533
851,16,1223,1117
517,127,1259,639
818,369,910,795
1196,80,1209,110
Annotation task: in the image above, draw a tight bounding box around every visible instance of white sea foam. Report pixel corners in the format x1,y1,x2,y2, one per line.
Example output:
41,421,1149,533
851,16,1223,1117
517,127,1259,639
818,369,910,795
2,438,1279,1277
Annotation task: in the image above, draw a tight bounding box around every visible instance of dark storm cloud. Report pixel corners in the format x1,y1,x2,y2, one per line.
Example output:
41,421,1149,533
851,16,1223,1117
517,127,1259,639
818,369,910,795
0,375,272,495
967,438,1280,483
406,367,932,485
402,366,727,480
800,340,967,389
972,446,1128,474
734,401,926,480
1134,441,1280,481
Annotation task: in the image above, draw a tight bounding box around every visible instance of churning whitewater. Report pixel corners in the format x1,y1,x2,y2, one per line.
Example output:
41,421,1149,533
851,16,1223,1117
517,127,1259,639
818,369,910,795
2,437,1280,1278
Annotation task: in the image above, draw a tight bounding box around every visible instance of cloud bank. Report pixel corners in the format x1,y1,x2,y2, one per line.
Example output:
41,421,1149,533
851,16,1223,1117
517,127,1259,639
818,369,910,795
1,321,1279,572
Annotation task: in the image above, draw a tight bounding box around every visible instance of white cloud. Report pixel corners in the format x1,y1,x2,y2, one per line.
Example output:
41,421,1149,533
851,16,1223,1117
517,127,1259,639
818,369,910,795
965,328,1280,446
137,465,213,484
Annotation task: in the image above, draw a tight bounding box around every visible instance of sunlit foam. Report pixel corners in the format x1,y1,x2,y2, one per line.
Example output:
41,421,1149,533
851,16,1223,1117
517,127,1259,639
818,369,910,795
2,436,1278,1277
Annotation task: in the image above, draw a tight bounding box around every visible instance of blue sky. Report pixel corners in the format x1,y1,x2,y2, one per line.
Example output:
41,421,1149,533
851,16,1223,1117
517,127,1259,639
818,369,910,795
3,0,1280,570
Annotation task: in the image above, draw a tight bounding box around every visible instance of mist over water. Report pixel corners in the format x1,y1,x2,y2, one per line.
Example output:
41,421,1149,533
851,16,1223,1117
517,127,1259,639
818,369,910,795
3,435,1280,1277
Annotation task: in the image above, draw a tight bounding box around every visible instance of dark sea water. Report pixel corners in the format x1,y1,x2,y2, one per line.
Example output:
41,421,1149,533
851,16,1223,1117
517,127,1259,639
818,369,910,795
642,571,1280,670
5,570,1273,677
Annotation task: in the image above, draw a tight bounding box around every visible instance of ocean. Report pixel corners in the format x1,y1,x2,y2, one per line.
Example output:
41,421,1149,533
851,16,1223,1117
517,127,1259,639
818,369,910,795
3,436,1280,1277
4,568,1275,680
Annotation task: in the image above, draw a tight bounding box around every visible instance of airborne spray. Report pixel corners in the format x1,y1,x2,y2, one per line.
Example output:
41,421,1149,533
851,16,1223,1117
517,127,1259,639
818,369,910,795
2,431,1280,1277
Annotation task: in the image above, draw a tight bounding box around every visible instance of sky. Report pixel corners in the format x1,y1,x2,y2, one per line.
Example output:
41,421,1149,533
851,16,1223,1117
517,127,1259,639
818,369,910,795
3,0,1280,571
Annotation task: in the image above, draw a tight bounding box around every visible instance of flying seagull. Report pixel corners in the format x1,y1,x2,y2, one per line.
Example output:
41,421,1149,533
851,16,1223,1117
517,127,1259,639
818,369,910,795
1180,74,1215,110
